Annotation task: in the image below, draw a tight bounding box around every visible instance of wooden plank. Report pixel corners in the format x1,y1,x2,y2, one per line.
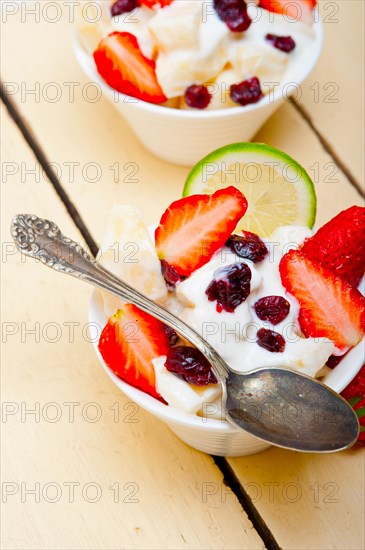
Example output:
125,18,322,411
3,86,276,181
253,101,364,224
298,0,364,184
228,447,365,550
2,4,364,549
1,108,264,550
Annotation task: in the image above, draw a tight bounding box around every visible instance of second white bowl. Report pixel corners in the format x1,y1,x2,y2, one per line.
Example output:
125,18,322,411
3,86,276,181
73,14,323,165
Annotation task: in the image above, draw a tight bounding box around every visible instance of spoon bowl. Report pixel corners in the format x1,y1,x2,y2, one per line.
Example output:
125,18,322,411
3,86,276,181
226,368,359,452
11,213,360,453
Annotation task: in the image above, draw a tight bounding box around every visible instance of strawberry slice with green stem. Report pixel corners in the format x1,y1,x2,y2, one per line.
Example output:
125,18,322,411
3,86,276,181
301,205,365,288
258,0,316,25
93,31,167,104
155,186,248,278
279,250,365,353
341,364,365,446
98,304,170,402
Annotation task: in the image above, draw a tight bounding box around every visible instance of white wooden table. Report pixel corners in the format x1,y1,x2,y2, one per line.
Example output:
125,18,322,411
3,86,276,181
1,2,364,548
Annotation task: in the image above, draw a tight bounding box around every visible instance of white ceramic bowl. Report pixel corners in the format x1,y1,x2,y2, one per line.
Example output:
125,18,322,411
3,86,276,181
89,289,364,457
73,14,323,166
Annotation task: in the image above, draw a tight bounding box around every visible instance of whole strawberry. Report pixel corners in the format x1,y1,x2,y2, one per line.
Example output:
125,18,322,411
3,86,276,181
341,364,365,446
301,206,365,287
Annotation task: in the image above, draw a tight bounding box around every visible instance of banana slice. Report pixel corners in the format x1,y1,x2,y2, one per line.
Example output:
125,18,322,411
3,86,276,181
153,356,222,416
227,42,288,93
100,204,168,317
154,1,229,98
155,50,198,98
148,1,201,52
206,68,240,110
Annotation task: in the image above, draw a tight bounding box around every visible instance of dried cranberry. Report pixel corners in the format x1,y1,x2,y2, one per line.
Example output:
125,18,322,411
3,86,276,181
111,0,140,17
254,296,290,325
230,77,263,106
165,346,217,386
326,353,348,369
205,262,251,312
184,85,211,109
160,260,183,290
226,231,268,263
257,328,285,353
214,0,252,32
266,34,296,53
164,325,179,346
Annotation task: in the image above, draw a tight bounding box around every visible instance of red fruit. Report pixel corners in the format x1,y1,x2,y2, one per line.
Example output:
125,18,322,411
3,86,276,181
155,187,248,277
230,77,263,106
205,262,252,313
341,365,365,446
98,304,170,401
184,84,212,109
93,32,167,104
258,0,316,24
160,259,183,289
111,0,140,17
301,206,365,288
254,295,290,325
326,352,348,369
265,34,296,53
279,250,365,352
140,0,173,7
226,231,268,263
165,346,217,386
342,364,365,401
257,328,286,353
214,0,252,32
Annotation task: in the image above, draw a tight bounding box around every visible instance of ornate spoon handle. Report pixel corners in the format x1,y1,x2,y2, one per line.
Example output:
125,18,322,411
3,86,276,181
11,214,229,384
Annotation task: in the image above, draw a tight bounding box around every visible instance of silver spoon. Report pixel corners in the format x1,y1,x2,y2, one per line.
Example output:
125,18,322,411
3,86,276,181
11,214,359,452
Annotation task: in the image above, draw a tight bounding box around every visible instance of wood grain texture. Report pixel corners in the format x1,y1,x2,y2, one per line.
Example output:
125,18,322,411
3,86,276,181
1,108,264,550
228,446,365,550
298,0,365,184
1,2,364,549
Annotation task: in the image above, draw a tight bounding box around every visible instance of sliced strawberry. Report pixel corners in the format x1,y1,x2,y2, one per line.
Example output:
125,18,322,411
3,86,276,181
341,365,365,445
301,206,365,288
93,32,167,104
98,304,169,402
342,364,365,401
258,0,316,24
155,187,248,278
279,250,365,352
140,0,173,7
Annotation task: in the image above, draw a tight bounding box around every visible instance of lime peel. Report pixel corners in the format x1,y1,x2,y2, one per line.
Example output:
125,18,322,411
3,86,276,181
183,142,316,237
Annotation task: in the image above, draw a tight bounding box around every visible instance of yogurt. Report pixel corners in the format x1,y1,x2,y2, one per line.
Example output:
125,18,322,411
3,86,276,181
150,225,334,414
100,212,334,416
79,0,318,109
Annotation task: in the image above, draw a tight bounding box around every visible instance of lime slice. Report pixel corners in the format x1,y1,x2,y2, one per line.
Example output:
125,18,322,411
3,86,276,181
183,142,316,237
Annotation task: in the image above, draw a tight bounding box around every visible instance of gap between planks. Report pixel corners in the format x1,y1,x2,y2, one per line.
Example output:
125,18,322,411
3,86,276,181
290,98,364,198
0,80,99,257
213,457,281,550
1,83,281,550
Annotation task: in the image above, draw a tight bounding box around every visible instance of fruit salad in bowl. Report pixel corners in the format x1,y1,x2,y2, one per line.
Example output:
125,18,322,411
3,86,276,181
89,144,365,456
74,0,323,164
